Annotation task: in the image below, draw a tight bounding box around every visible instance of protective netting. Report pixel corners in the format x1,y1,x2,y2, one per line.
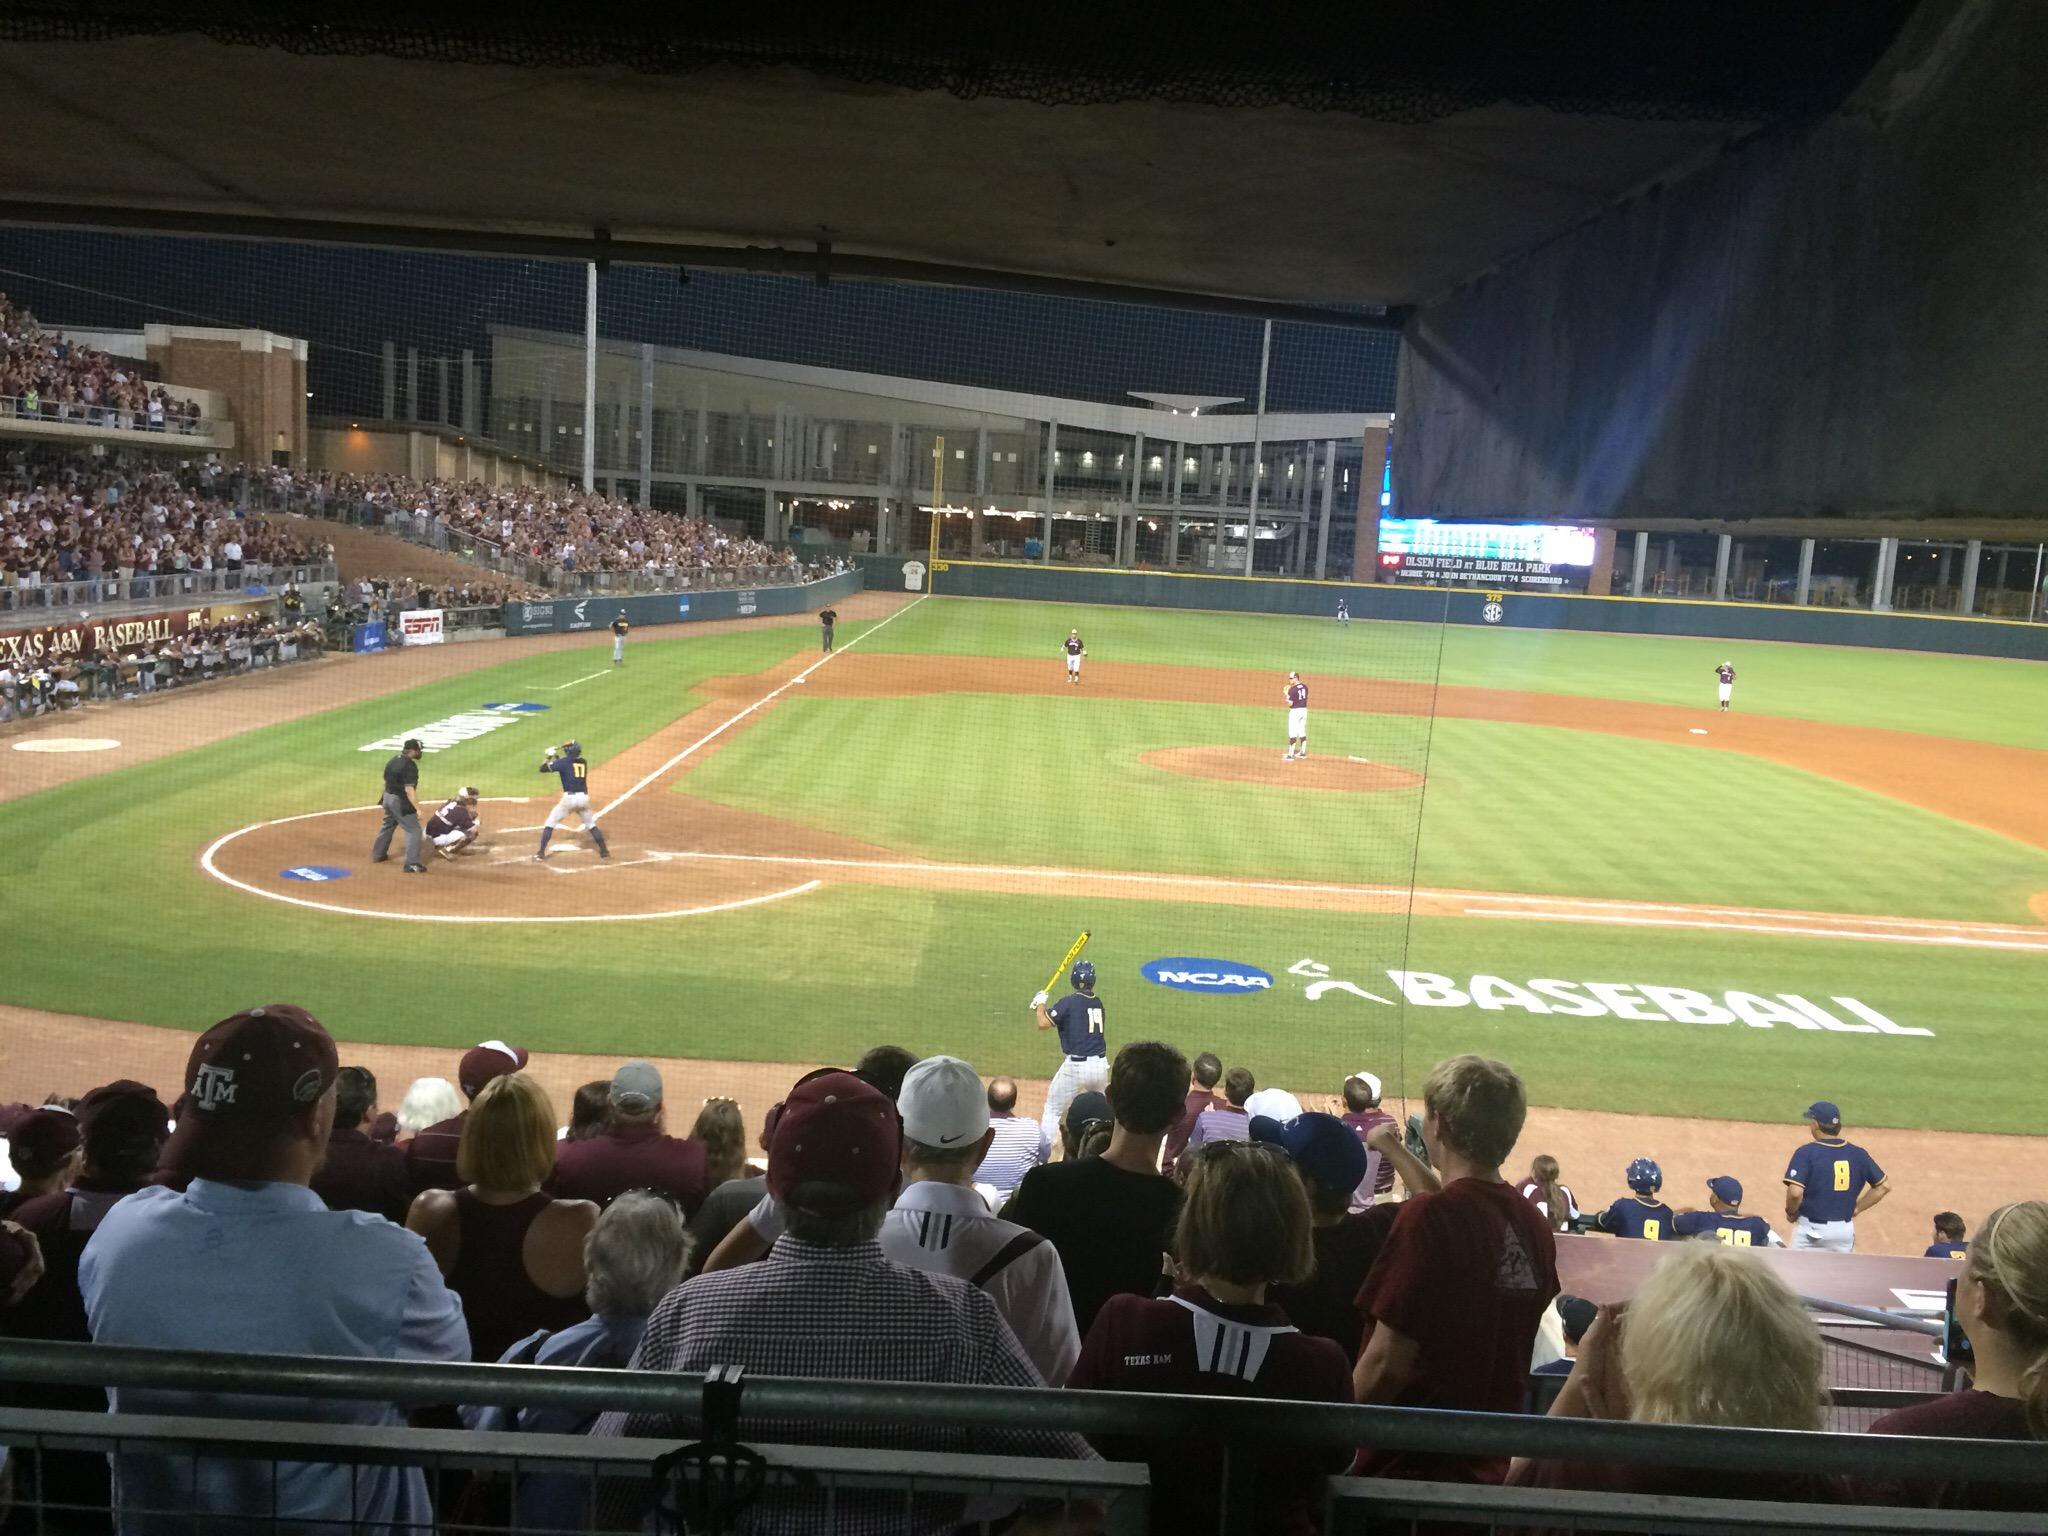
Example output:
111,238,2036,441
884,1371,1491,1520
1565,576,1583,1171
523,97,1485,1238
0,3,1914,125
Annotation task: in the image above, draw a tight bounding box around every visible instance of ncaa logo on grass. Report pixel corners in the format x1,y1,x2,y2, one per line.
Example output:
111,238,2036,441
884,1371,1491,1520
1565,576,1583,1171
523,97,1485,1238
1142,958,1274,995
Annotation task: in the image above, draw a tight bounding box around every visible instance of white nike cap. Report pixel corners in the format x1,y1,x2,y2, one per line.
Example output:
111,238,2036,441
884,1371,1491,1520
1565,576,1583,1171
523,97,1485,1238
1245,1088,1304,1122
899,1055,991,1150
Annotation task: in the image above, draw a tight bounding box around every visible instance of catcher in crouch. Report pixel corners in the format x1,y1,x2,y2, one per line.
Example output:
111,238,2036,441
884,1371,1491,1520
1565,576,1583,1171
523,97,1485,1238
425,787,483,859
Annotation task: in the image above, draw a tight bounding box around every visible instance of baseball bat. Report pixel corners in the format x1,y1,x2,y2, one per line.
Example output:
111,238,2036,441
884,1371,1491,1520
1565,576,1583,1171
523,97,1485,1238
1039,930,1092,1000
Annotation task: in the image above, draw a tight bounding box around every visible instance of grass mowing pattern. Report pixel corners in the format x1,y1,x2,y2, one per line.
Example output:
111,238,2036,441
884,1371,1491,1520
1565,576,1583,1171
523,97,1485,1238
0,601,2038,1131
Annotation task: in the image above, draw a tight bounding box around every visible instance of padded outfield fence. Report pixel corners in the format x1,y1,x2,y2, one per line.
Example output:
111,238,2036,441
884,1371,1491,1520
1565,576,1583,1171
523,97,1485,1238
870,556,2048,661
2,1338,2043,1534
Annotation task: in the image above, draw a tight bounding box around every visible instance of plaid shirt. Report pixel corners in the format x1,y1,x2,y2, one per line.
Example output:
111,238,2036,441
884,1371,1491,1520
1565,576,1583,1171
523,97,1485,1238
593,1236,1094,1534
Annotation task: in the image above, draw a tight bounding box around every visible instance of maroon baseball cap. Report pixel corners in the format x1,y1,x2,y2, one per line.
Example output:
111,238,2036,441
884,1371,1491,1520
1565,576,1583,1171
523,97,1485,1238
76,1081,171,1154
459,1040,529,1099
767,1071,899,1213
160,1005,339,1180
6,1106,81,1175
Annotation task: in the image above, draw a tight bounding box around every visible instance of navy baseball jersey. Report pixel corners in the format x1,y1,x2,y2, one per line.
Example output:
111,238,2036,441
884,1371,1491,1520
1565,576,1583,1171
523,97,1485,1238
1924,1241,1968,1260
1672,1210,1774,1247
1785,1139,1884,1223
1599,1196,1674,1241
1286,680,1308,708
1049,991,1106,1057
381,752,419,807
425,799,476,839
1336,601,1349,618
1716,664,1736,685
1065,636,1084,657
542,753,590,794
611,617,629,637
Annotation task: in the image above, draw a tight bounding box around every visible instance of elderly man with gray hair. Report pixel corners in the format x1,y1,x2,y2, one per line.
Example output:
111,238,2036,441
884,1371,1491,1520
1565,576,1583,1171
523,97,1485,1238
467,1190,692,1528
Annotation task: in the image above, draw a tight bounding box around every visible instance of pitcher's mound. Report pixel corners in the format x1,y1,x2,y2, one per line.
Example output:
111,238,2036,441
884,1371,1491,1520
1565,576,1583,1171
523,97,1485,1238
1141,746,1424,793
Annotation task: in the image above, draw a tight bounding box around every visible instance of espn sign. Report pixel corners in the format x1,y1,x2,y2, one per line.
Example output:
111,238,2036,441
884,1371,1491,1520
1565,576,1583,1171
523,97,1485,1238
398,608,446,646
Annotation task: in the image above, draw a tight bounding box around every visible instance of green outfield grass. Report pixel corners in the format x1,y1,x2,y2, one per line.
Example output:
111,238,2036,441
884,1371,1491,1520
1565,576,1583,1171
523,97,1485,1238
0,595,2039,1131
885,597,2048,749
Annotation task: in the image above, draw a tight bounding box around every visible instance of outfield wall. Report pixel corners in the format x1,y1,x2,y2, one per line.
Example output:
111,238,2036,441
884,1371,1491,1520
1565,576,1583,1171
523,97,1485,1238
501,571,862,638
864,557,2048,661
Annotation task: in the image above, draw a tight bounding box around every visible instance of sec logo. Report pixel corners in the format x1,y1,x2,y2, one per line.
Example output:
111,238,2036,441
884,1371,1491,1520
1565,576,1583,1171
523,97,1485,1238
1482,601,1505,624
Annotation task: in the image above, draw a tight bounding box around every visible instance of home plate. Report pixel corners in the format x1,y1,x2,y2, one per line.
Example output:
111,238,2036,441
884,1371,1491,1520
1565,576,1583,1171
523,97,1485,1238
1689,728,1708,736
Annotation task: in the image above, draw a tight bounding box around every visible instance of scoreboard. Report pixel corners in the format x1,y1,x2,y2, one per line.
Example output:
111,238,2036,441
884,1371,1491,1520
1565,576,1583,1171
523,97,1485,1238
1377,519,1599,592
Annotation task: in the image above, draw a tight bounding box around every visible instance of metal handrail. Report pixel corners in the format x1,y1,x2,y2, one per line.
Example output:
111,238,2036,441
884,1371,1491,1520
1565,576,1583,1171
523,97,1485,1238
0,391,208,435
0,562,336,616
2,1341,2043,1485
1803,1294,1946,1337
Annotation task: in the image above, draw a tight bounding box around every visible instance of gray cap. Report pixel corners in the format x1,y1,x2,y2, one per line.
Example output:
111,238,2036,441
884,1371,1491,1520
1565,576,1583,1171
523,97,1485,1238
610,1060,663,1115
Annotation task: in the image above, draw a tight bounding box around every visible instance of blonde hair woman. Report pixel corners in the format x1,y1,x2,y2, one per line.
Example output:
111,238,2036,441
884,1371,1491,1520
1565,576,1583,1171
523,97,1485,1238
1512,1244,1837,1505
407,1073,598,1362
1069,1141,1353,1535
1864,1200,2048,1510
691,1097,748,1189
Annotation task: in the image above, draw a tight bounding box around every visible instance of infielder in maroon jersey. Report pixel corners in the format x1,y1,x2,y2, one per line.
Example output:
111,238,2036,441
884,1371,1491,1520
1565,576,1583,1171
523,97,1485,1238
1283,672,1310,760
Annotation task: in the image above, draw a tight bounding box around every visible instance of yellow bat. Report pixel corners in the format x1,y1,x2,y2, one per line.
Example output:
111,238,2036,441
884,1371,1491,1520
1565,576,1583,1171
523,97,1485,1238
1040,930,1092,1001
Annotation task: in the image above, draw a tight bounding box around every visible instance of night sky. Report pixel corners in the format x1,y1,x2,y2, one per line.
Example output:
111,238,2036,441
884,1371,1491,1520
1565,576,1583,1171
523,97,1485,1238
0,229,1399,427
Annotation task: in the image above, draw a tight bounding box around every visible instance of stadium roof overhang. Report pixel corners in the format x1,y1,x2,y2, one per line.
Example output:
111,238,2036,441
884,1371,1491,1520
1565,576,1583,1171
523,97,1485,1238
0,6,1914,323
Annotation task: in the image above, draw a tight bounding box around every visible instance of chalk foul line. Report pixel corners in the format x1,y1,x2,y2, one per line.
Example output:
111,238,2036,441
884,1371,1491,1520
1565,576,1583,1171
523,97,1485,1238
596,595,927,821
553,670,611,690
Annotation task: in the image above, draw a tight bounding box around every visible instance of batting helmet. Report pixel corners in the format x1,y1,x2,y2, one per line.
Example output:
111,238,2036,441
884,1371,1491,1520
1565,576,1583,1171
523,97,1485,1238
1626,1157,1663,1195
562,740,582,759
1071,959,1096,992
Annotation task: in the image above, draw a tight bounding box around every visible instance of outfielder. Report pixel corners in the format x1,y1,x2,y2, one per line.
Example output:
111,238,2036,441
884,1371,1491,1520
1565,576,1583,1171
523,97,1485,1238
534,741,611,862
425,787,482,859
1063,630,1086,685
1034,959,1106,1146
1715,660,1736,712
1283,671,1309,760
611,611,630,665
1336,598,1350,626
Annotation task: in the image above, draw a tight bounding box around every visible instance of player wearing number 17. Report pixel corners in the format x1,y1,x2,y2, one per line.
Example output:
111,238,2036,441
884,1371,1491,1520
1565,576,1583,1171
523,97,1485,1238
1034,960,1107,1146
534,741,611,862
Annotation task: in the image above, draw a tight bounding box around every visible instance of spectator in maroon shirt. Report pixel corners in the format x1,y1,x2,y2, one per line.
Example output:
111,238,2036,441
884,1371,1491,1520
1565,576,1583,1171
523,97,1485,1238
1340,1070,1397,1207
0,1106,81,1219
1071,1137,1352,1535
1351,1054,1559,1484
405,1041,527,1193
1162,1051,1222,1173
1860,1199,2048,1511
406,1073,596,1363
553,1060,710,1214
310,1067,410,1224
1260,1114,1437,1361
1511,1245,1838,1516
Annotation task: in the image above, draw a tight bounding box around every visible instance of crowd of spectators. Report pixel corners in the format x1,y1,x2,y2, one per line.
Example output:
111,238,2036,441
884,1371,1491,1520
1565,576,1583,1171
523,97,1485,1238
0,294,202,435
1,1018,2041,1534
263,467,853,590
0,611,326,721
2,454,329,605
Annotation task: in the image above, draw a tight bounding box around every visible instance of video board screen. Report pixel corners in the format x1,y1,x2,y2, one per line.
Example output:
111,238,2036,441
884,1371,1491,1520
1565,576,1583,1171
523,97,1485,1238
1377,519,1599,591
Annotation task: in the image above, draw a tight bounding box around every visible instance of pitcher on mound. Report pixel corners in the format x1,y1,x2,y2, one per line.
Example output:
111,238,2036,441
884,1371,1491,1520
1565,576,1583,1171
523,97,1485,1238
1034,960,1107,1147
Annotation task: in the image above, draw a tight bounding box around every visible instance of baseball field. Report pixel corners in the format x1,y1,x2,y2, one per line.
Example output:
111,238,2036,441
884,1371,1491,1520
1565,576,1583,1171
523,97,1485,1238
2,587,2044,1245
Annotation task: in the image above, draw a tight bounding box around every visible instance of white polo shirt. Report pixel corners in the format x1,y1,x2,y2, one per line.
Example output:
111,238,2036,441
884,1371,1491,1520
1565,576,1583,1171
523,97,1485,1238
884,1182,1081,1388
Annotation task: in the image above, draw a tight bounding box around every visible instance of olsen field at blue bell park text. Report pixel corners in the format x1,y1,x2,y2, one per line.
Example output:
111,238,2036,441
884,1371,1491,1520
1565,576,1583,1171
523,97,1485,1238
1,593,2042,1134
